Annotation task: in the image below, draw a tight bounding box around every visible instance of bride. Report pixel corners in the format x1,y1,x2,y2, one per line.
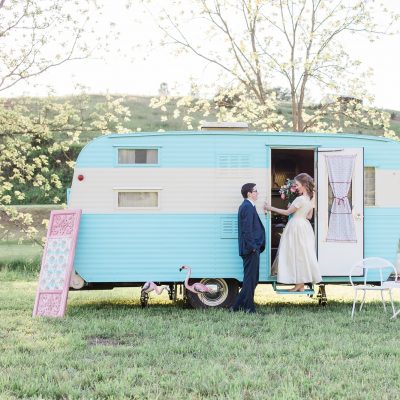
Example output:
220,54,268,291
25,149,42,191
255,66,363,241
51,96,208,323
264,173,322,292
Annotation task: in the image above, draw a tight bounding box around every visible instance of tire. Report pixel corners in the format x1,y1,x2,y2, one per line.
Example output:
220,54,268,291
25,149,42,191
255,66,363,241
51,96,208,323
185,278,239,309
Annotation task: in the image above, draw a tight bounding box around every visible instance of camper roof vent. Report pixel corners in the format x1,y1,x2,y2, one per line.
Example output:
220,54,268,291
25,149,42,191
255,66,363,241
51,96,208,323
200,121,248,131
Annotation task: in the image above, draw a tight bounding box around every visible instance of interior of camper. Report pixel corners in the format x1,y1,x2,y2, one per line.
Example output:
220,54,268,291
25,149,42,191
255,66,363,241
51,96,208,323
270,149,315,272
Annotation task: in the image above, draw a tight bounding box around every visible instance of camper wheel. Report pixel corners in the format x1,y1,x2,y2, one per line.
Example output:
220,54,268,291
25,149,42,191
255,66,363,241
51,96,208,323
186,278,239,309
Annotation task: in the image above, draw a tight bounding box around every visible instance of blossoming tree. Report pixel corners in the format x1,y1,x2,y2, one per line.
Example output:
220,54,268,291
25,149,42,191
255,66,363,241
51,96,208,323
0,94,131,244
143,0,398,138
0,0,130,243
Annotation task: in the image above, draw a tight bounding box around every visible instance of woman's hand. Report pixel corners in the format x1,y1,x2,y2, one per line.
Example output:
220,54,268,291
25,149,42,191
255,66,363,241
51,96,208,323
264,202,272,213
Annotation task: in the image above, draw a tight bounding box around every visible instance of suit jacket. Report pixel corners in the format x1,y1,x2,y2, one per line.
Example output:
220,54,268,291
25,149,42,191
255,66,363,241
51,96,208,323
238,199,266,257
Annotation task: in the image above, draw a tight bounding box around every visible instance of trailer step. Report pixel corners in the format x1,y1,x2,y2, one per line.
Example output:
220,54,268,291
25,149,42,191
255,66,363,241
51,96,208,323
274,289,314,295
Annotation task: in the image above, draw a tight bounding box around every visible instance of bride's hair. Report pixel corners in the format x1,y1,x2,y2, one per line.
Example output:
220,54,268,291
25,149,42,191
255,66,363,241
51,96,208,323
294,173,315,199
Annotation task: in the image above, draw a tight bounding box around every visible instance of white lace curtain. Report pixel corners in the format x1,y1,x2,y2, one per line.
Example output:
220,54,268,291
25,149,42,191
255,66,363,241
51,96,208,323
325,155,357,242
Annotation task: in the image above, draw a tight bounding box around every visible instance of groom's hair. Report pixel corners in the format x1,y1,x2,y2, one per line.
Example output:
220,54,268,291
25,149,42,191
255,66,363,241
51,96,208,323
241,183,256,199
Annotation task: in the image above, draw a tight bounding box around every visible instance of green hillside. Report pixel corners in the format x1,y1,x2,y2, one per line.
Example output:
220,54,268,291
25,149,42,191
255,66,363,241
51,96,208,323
77,95,400,141
4,94,400,141
2,94,400,206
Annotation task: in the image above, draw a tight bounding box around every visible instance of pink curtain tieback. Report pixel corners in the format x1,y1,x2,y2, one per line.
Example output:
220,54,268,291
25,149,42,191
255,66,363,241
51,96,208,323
335,196,347,206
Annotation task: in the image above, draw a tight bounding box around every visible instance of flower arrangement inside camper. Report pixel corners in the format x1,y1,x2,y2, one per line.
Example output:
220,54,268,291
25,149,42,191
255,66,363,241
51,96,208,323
279,178,299,205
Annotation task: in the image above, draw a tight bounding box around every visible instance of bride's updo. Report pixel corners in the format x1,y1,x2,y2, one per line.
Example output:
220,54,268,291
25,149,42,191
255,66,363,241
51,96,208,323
294,173,315,199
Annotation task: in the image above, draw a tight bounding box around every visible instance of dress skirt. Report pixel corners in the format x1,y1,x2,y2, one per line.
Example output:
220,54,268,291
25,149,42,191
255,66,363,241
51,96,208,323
272,216,322,284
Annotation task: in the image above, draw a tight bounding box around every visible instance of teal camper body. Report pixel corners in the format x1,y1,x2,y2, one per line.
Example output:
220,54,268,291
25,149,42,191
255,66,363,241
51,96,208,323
68,131,400,307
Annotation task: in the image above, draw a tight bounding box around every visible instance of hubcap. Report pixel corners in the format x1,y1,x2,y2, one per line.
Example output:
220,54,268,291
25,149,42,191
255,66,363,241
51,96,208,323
198,278,229,306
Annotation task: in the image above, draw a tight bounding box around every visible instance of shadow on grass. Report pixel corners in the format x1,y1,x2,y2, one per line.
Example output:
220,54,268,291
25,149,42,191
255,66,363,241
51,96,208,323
66,294,400,324
68,298,188,313
68,297,359,315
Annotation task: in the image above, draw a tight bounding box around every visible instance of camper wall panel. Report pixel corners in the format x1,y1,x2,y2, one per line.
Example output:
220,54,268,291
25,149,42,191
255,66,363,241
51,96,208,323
375,169,400,207
76,133,400,170
68,166,400,212
364,208,400,264
69,168,269,213
77,135,270,168
73,214,268,282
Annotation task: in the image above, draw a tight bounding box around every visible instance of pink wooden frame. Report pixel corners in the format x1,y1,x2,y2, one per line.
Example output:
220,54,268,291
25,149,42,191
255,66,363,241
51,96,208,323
32,209,81,317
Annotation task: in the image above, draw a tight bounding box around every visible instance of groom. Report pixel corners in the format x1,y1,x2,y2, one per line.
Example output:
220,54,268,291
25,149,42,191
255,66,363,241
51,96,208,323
230,183,266,314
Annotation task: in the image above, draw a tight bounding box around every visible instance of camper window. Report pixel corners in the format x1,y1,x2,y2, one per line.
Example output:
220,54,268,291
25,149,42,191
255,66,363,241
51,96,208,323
117,191,159,208
364,167,375,206
117,149,158,165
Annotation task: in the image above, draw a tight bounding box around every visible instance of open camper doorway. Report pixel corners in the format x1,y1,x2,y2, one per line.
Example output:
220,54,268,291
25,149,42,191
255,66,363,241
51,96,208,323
270,148,316,275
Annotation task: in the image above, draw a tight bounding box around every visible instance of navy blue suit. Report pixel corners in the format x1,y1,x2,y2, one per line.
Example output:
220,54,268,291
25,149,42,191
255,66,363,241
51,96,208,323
232,199,266,313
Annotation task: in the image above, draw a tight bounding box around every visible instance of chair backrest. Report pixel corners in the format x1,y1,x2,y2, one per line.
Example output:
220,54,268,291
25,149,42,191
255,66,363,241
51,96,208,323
349,257,397,286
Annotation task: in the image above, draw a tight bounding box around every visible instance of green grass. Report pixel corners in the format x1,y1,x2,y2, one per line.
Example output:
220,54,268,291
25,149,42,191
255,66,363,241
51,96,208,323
0,262,39,281
0,238,42,280
1,272,400,399
0,241,42,262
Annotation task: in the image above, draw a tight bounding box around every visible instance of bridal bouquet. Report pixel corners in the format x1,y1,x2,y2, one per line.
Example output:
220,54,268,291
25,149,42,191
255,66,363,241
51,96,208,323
279,179,299,205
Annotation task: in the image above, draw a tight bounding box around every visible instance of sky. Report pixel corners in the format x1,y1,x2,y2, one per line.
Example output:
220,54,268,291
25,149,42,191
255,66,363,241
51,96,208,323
3,1,400,111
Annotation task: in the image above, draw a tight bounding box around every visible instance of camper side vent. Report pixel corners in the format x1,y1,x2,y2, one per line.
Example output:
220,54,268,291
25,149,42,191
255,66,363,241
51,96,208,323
220,217,238,239
217,154,250,177
217,154,250,169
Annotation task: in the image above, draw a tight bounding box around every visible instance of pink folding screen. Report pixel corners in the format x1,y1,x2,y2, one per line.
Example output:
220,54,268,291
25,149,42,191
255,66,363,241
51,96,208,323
32,209,81,317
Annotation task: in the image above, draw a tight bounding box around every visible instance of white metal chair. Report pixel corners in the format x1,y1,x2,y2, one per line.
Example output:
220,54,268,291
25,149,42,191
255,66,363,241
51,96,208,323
349,257,397,319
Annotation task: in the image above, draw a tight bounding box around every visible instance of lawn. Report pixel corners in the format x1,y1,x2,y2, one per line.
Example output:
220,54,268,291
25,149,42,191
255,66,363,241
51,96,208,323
0,241,41,263
1,270,400,400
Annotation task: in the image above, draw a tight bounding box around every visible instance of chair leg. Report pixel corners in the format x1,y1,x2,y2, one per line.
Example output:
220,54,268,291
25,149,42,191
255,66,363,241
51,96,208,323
359,290,366,311
388,289,396,317
351,289,358,319
380,290,387,312
391,308,400,319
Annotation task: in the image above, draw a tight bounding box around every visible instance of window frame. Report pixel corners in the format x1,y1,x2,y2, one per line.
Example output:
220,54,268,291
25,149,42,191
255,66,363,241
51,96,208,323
364,166,376,207
114,187,162,210
114,146,161,167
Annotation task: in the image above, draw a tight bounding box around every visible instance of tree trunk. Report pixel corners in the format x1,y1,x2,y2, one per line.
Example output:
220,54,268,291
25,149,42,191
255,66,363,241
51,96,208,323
291,91,298,131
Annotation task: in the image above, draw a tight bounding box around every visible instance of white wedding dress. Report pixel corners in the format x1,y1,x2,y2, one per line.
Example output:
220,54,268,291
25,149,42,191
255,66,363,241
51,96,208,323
272,195,322,284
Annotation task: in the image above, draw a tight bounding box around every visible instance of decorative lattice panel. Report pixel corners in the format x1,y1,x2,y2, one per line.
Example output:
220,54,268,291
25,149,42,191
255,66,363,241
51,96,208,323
32,210,81,318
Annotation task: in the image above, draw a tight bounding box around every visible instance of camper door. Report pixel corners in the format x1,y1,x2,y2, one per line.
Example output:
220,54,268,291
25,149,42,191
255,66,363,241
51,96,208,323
317,148,364,276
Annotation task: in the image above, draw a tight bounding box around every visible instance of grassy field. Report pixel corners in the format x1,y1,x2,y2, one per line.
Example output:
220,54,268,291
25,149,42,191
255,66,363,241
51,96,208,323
1,269,400,400
0,241,42,280
2,95,400,399
0,241,41,262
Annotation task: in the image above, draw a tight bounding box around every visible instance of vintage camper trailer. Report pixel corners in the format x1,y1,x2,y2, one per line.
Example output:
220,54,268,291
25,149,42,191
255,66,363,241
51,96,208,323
67,126,400,308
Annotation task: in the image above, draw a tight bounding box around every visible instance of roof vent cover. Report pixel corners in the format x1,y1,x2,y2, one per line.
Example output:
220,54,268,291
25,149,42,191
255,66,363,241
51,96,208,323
200,121,248,131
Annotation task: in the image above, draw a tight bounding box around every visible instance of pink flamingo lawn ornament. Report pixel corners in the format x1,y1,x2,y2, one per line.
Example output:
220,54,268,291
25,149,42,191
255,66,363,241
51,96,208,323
140,281,170,308
179,265,215,294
